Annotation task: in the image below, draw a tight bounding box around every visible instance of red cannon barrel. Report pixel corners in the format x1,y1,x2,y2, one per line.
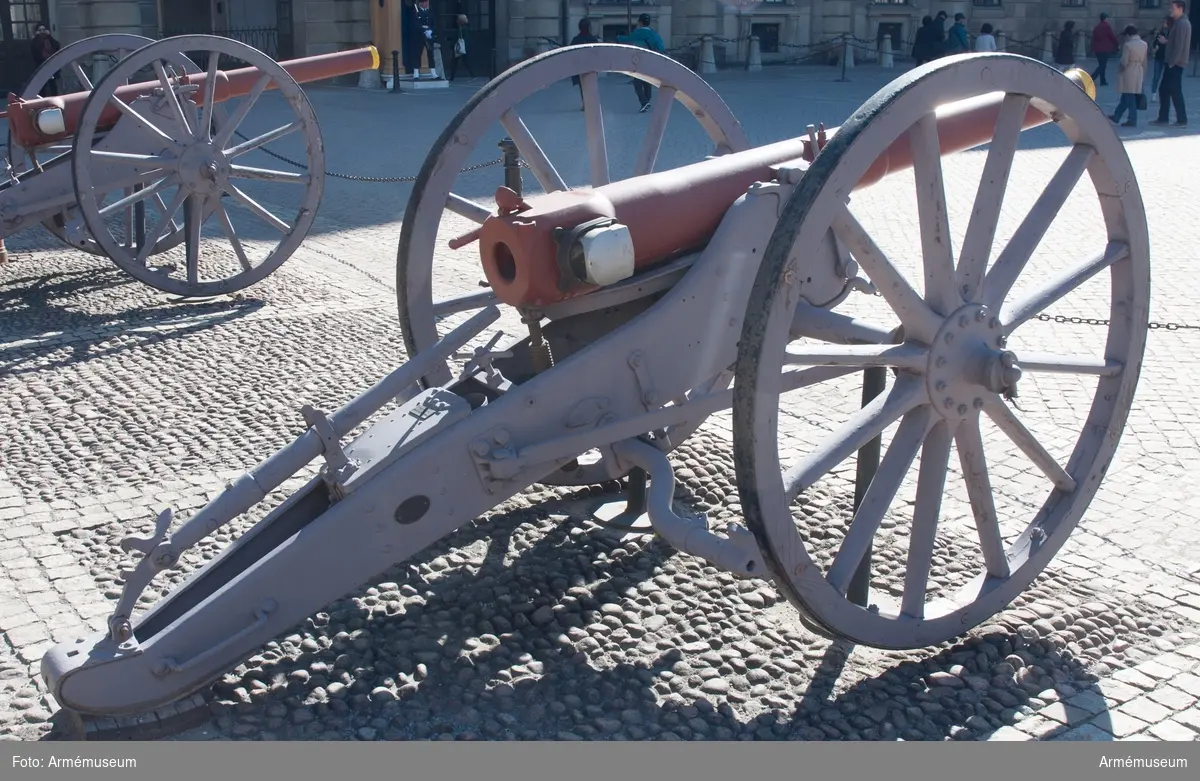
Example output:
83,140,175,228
7,46,380,150
479,71,1096,310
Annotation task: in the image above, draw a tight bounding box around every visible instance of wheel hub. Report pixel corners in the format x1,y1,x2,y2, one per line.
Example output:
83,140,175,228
177,142,229,196
925,303,1020,421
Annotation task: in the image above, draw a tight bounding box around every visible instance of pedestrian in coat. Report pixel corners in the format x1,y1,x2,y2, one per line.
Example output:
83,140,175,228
944,13,970,55
1090,13,1119,86
1055,21,1077,71
1110,26,1147,126
29,22,61,96
1151,0,1191,126
617,14,666,112
911,16,937,65
975,23,997,52
570,19,600,108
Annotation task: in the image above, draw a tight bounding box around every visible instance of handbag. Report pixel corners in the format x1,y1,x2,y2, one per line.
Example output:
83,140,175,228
1137,92,1148,111
455,36,467,57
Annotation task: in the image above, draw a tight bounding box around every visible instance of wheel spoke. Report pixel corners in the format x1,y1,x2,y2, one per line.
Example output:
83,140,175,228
214,201,252,272
446,192,493,224
433,289,498,318
957,93,1030,303
123,187,134,250
213,73,272,148
909,112,959,316
1016,353,1123,376
955,417,1010,579
831,204,943,344
224,121,301,158
499,109,567,193
982,395,1076,492
790,302,897,345
70,61,93,91
982,144,1095,310
197,53,221,141
783,375,925,503
783,342,926,372
224,184,291,233
185,195,203,284
152,60,192,139
1000,242,1129,331
901,418,954,618
229,164,310,184
98,175,175,218
633,86,676,176
138,188,187,264
579,72,609,186
89,150,179,169
109,95,183,148
827,406,934,594
152,192,178,235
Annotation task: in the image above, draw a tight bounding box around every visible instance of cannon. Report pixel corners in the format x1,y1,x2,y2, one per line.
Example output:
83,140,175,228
2,34,377,297
40,46,1148,717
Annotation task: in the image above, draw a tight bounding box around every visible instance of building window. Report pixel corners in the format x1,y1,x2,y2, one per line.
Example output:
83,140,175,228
751,23,781,54
871,0,909,4
8,0,46,39
1138,0,1162,7
973,0,1002,6
761,0,788,4
1061,0,1085,6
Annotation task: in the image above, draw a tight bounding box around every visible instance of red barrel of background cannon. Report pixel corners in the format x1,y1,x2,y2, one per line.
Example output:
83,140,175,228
478,87,1076,310
6,46,379,151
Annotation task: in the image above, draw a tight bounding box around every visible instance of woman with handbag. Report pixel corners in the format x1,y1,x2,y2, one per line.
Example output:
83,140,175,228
1111,25,1148,127
448,14,473,80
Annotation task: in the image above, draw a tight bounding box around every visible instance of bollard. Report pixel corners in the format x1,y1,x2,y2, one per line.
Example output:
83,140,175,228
1042,31,1054,64
358,63,382,90
847,366,888,608
747,35,762,72
92,52,111,83
698,36,717,75
499,137,522,197
392,49,400,91
432,42,445,79
996,31,1007,52
880,35,894,69
836,34,853,81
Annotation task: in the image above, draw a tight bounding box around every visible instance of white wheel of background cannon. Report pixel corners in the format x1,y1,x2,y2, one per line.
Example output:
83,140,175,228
9,34,205,257
71,35,324,298
732,55,1149,649
396,43,750,486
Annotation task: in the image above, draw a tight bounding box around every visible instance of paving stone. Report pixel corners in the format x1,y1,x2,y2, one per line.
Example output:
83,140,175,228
1054,723,1115,742
982,726,1030,741
1091,712,1151,739
1146,686,1198,711
1112,668,1158,690
1148,720,1198,741
1132,660,1179,681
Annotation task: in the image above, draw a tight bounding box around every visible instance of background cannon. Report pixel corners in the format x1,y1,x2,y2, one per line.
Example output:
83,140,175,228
39,47,1148,719
2,34,377,297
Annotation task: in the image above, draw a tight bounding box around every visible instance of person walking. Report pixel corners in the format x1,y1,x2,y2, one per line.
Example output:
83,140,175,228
944,13,970,56
29,22,61,96
570,18,600,108
1055,21,1077,72
975,23,997,52
1090,13,1119,86
618,14,666,112
1149,17,1171,102
1110,25,1148,127
931,10,948,54
911,16,937,65
1151,0,1191,127
447,14,474,80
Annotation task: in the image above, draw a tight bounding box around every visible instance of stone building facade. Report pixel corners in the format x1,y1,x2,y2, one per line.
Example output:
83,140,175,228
24,0,1198,76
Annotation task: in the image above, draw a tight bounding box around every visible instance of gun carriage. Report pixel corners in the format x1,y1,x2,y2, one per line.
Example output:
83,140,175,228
37,46,1147,718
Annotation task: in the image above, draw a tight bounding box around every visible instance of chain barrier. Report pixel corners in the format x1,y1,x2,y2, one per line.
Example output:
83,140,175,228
230,128,516,183
866,289,1197,333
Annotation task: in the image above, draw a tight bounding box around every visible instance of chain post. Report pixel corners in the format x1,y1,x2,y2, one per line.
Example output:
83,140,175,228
392,50,400,93
499,137,522,197
837,34,850,82
847,365,886,607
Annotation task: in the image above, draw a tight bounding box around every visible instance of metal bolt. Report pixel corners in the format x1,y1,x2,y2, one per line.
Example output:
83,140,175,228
493,430,509,445
974,398,983,410
975,309,986,322
936,381,948,391
989,317,1000,329
936,357,947,368
958,404,968,415
996,336,1007,348
944,397,954,409
944,333,954,344
471,440,490,457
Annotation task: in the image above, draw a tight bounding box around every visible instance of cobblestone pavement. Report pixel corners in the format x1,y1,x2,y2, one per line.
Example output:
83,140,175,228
2,60,1200,743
